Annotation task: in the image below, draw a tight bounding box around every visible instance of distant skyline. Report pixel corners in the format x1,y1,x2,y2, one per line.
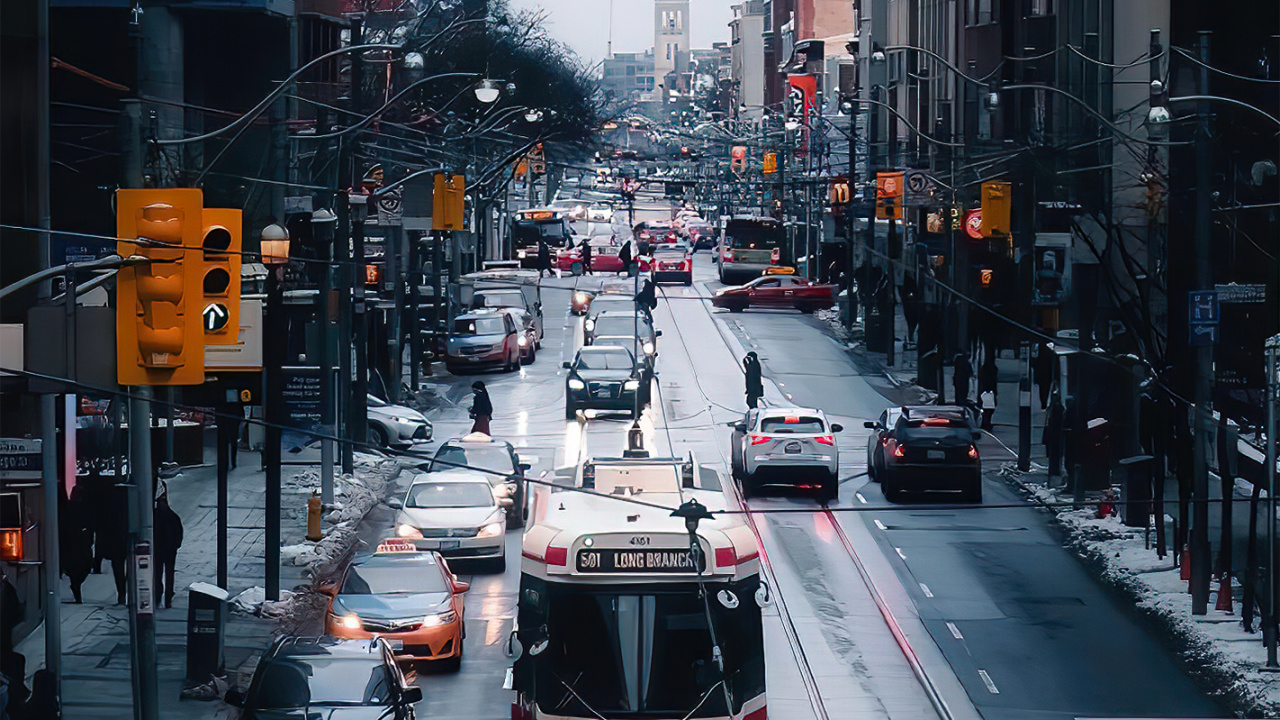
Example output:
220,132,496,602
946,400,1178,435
508,0,734,65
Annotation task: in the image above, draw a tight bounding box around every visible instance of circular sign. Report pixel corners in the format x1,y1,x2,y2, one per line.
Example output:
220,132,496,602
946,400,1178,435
965,209,984,240
203,302,230,333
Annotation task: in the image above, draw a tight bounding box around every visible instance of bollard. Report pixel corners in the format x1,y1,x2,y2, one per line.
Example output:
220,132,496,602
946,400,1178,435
306,492,324,542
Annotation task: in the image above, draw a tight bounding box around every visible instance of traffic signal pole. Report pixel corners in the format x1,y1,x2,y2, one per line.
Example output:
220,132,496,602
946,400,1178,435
1190,31,1213,616
127,386,160,720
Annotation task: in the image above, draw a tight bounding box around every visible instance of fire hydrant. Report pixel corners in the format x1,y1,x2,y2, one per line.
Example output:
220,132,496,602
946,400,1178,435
306,492,324,542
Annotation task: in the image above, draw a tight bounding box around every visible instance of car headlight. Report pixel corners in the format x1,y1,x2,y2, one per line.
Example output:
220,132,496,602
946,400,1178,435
568,378,586,391
642,341,655,355
341,613,362,630
517,249,527,259
478,522,504,538
574,292,588,304
584,320,595,332
624,380,640,391
397,524,423,539
389,415,416,424
518,335,528,347
422,610,457,627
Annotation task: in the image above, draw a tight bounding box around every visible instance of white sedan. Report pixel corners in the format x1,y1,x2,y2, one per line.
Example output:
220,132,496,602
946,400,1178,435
729,408,844,502
389,471,508,572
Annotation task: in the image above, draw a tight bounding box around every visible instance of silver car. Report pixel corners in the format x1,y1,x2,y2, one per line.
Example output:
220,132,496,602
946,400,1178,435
367,395,432,448
730,407,843,502
389,471,508,572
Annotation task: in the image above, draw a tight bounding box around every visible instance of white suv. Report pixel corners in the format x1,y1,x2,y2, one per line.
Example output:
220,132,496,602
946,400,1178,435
730,408,843,502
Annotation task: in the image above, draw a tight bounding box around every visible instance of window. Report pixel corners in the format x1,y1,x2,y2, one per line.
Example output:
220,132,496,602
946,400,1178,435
666,44,672,61
1030,0,1050,15
676,10,683,30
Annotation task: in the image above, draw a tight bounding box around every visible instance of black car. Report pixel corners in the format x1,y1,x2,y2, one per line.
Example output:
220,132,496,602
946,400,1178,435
424,434,531,527
863,407,904,482
876,406,983,503
225,636,422,719
584,310,660,359
563,346,651,419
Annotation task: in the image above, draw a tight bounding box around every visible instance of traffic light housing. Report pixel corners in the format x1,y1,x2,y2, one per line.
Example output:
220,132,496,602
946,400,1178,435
433,174,466,231
876,172,904,220
116,188,206,386
200,208,242,345
981,181,1011,237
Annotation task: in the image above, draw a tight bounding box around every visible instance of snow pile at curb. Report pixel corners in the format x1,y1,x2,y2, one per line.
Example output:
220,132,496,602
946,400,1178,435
1006,465,1280,715
229,586,296,618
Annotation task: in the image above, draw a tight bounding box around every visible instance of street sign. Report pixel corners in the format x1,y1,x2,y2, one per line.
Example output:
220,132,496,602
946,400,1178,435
965,209,984,239
1189,324,1219,346
1188,290,1219,325
1214,283,1267,303
0,438,41,480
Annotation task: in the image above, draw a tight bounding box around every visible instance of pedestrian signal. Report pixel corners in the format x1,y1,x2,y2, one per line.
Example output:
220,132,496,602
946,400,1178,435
981,181,1011,237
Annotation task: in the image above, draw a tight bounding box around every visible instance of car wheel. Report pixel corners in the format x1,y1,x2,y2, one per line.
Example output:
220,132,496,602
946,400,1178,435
526,346,537,365
369,424,390,448
799,304,815,314
883,473,902,503
728,303,745,313
570,262,583,276
820,472,839,504
739,475,754,500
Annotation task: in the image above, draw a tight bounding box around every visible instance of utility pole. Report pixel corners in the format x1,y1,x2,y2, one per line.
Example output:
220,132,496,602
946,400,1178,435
388,223,406,403
344,17,367,467
1264,334,1279,666
1190,31,1213,616
408,231,422,389
338,194,355,475
314,207,337,506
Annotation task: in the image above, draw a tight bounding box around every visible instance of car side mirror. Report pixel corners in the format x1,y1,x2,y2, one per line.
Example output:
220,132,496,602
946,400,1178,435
864,421,877,429
223,689,245,707
561,360,572,369
452,580,471,594
505,630,523,659
387,497,403,510
401,686,423,704
655,330,663,337
972,430,983,441
831,423,844,433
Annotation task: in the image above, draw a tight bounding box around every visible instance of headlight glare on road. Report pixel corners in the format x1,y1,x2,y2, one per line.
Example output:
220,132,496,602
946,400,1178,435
624,380,640,390
423,610,457,627
397,524,423,539
568,378,586,390
478,522,504,538
341,614,361,630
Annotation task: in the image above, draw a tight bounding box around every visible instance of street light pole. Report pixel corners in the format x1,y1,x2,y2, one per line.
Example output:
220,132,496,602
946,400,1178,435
1265,334,1279,667
1190,31,1214,616
261,224,290,601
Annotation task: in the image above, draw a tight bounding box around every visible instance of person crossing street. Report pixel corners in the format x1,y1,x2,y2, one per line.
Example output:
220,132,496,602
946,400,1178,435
743,352,764,409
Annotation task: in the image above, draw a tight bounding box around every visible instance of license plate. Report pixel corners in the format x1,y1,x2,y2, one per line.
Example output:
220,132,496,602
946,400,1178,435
384,639,404,650
927,450,946,460
785,442,802,454
595,389,612,397
439,540,460,550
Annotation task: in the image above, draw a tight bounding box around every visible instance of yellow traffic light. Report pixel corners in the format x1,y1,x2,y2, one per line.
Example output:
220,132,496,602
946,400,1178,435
876,172,904,220
763,152,777,175
116,188,206,386
433,174,466,231
201,208,242,345
981,181,1011,237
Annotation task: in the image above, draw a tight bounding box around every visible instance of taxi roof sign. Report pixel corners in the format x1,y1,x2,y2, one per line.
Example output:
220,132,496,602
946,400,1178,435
763,266,797,275
375,539,419,554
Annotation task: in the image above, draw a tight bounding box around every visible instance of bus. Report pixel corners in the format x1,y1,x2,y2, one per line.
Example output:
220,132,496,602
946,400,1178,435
512,208,573,268
511,454,767,720
716,216,787,285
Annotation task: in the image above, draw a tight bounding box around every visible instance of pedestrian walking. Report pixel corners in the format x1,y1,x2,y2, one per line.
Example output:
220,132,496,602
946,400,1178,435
469,381,493,436
24,669,60,720
979,389,996,432
1044,390,1064,482
635,278,657,316
580,242,593,275
97,483,128,605
1033,343,1055,409
62,485,94,604
617,241,632,277
537,240,552,278
153,483,184,609
978,357,998,406
952,353,973,406
743,352,764,409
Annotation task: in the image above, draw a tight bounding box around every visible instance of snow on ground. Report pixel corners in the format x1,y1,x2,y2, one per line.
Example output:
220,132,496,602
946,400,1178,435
1005,462,1280,715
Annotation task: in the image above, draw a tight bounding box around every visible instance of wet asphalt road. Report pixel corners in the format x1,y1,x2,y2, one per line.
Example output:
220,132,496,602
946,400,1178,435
364,208,1230,719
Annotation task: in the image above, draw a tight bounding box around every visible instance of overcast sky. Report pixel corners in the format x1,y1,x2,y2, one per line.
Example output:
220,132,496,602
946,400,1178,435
508,0,734,65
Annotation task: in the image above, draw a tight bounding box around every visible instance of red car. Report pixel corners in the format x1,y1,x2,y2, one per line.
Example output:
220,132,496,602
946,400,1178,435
649,246,693,285
556,242,627,275
712,275,837,313
636,222,679,247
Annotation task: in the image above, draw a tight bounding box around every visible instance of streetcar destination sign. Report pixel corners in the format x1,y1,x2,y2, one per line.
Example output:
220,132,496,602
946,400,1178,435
576,548,705,574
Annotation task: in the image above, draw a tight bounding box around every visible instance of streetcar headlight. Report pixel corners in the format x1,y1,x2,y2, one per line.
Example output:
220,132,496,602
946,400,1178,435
574,292,588,305
423,610,457,627
341,614,362,630
642,341,655,355
397,524,423,539
478,522,505,538
584,320,595,332
568,379,586,391
624,380,640,391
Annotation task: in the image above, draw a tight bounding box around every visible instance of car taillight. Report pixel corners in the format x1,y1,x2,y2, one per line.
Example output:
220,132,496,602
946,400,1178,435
749,434,771,445
968,445,979,459
771,248,780,262
891,441,905,458
683,260,691,270
813,435,835,446
723,252,734,262
545,546,568,566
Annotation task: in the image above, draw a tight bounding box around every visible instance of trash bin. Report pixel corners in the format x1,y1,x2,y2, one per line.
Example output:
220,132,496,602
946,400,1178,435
1119,454,1154,528
186,582,229,685
1083,418,1111,492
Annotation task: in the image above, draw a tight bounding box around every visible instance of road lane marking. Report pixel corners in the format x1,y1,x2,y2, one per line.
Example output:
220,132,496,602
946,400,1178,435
895,547,907,560
918,582,933,598
946,622,963,639
873,519,886,531
855,492,868,504
978,669,1000,694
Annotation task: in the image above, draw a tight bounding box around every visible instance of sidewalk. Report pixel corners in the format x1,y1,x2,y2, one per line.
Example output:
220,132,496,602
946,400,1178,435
15,439,399,717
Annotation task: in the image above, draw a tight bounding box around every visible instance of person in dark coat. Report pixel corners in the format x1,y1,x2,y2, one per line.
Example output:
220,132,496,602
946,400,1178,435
470,382,493,435
24,669,59,720
617,241,633,277
0,574,20,655
1044,390,1064,482
537,240,552,278
1033,344,1056,409
579,242,593,275
95,482,129,606
978,357,998,406
635,278,658,316
153,484,184,609
743,352,764,409
952,353,973,406
62,486,95,604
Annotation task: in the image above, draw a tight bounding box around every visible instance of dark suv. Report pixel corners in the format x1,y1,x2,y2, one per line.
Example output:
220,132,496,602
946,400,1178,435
225,635,422,719
875,406,983,503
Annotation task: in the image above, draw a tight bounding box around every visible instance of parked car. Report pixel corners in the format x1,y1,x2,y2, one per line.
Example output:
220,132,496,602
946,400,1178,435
729,408,843,502
864,406,904,481
423,432,530,527
390,472,509,571
470,287,543,346
321,549,469,670
563,346,650,419
650,245,693,285
712,275,837,314
501,308,538,365
366,395,432,448
444,309,522,374
875,406,983,503
223,635,423,717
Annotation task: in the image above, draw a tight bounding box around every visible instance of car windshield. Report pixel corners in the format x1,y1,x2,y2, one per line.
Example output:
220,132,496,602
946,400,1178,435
576,350,635,371
593,317,651,338
253,658,391,708
760,416,826,434
454,317,505,335
342,561,450,595
430,445,512,475
475,292,525,309
406,482,496,509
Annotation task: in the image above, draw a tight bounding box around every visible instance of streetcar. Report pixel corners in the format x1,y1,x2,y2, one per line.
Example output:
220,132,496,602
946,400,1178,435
716,215,787,285
510,453,767,720
512,207,573,267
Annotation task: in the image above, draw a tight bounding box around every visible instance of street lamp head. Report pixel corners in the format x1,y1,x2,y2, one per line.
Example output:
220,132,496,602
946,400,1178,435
474,80,501,104
311,208,337,224
1147,106,1172,124
505,82,518,95
402,52,424,72
1150,79,1164,95
524,109,544,123
260,224,291,266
